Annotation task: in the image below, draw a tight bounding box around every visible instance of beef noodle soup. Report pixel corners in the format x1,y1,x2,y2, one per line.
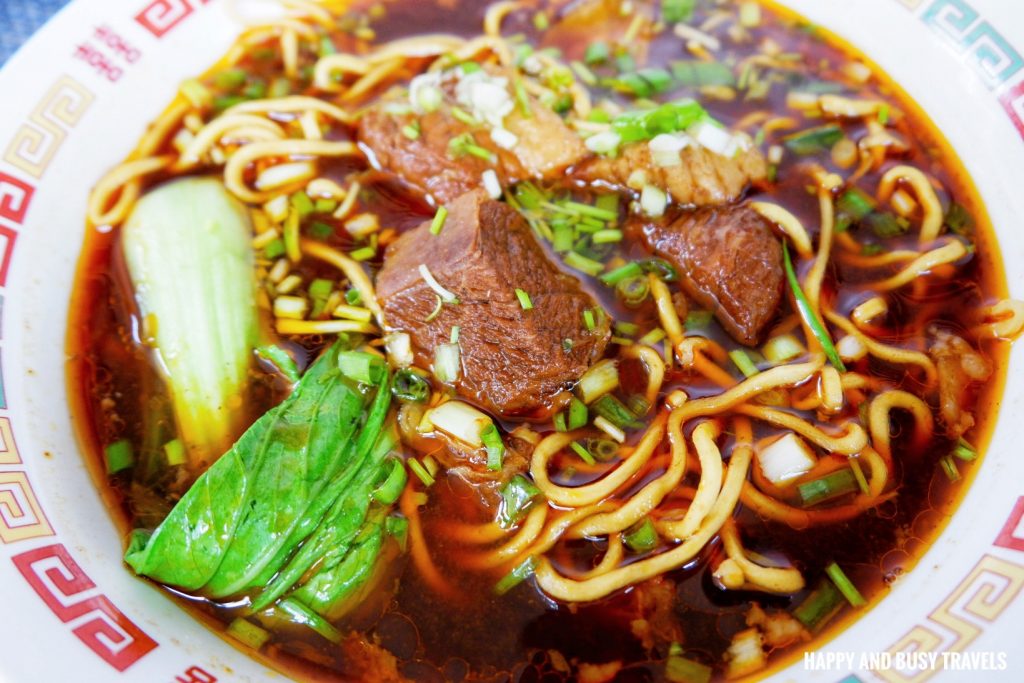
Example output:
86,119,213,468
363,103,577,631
68,0,1024,680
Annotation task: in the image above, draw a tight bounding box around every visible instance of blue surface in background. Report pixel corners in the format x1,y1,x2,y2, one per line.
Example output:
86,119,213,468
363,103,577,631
0,0,73,65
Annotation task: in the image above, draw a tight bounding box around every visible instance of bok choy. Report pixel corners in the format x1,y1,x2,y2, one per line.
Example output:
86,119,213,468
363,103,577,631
125,343,402,619
121,177,258,469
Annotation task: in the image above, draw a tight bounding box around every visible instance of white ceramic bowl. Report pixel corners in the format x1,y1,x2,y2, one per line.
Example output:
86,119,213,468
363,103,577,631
0,1,1022,681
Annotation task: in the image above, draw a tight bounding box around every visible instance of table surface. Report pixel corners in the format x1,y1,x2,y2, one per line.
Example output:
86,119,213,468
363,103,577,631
1,0,73,66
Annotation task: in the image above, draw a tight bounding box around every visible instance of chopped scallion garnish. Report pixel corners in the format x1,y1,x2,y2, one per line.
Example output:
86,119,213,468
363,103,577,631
624,518,658,552
782,241,846,371
939,454,961,482
783,124,843,155
481,423,505,471
825,562,867,607
162,438,186,467
728,349,760,378
372,458,408,505
392,368,431,403
408,458,435,487
515,288,534,310
104,439,134,474
567,397,589,430
583,308,596,331
495,556,536,595
793,578,844,631
570,441,596,465
953,437,977,461
600,261,644,286
798,468,858,506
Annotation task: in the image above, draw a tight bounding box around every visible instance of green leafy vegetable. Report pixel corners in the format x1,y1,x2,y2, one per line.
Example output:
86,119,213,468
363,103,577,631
122,178,258,469
125,344,394,619
498,475,541,528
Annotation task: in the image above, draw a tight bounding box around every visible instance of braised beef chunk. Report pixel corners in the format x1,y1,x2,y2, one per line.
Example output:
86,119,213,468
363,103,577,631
634,204,783,345
376,190,610,416
357,71,587,203
576,143,767,207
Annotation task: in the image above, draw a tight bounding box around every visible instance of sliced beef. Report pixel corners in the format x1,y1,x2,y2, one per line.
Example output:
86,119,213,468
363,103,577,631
576,143,767,207
376,189,610,416
633,204,783,345
358,73,587,203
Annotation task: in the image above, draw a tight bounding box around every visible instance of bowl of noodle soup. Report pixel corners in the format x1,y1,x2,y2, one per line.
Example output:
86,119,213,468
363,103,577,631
0,0,1023,681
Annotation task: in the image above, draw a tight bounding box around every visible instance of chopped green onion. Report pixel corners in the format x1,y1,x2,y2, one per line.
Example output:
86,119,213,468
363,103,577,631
337,351,386,385
568,397,589,430
836,188,876,221
213,95,246,112
825,562,867,607
877,103,890,125
227,618,271,650
561,200,617,221
495,556,536,595
515,288,534,310
498,475,541,528
481,424,505,471
666,652,713,683
104,439,134,474
612,99,710,143
290,191,315,219
564,252,604,277
953,437,977,461
349,245,376,261
640,258,679,282
433,342,461,383
308,221,333,240
600,261,644,286
408,458,435,487
264,238,286,259
424,295,443,322
685,310,713,328
671,60,735,87
583,308,596,331
798,468,858,506
616,276,650,307
180,79,211,107
585,41,610,65
762,333,805,364
782,241,846,371
533,11,549,30
662,0,696,23
615,321,640,337
162,438,186,467
256,344,300,382
587,438,619,462
513,78,532,117
849,457,870,495
939,454,961,482
401,123,421,140
639,327,667,346
372,458,408,504
214,68,248,90
450,106,479,127
591,394,643,430
944,202,974,236
570,441,596,465
624,518,658,552
729,349,760,378
344,288,362,305
793,578,844,631
430,206,448,236
392,368,431,403
865,211,909,238
562,338,574,353
592,229,624,244
783,124,843,155
553,411,568,432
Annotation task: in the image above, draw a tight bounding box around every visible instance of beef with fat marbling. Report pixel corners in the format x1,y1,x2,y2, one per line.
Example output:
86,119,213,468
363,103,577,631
358,71,588,203
631,203,783,345
376,190,610,416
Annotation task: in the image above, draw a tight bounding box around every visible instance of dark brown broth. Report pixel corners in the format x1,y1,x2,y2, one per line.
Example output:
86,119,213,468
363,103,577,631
66,0,1010,680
